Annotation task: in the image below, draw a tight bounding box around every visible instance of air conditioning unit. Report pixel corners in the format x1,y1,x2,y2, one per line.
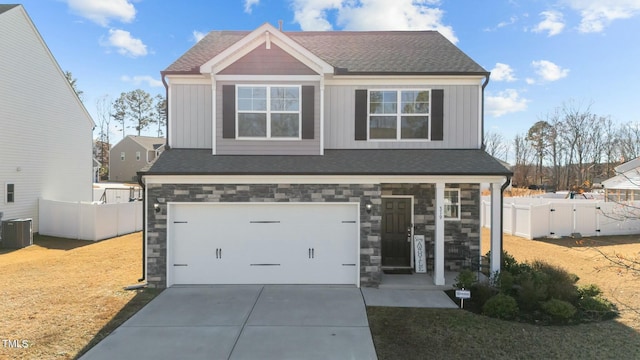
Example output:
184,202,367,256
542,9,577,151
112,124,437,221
1,218,33,249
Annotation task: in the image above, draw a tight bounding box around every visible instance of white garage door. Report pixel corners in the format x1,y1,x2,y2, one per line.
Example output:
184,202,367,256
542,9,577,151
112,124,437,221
167,203,359,286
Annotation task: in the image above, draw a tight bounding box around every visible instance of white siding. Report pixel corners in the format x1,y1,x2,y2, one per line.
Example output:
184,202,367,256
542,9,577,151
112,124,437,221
324,84,481,149
169,84,213,149
0,6,94,232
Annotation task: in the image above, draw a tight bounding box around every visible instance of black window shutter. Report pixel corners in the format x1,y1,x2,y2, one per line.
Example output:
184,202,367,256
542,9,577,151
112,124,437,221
431,89,444,141
222,85,235,139
354,89,367,140
301,86,314,139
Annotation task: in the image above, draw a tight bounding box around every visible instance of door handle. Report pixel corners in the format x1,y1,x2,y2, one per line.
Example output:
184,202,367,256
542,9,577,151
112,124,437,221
216,248,222,259
308,248,315,259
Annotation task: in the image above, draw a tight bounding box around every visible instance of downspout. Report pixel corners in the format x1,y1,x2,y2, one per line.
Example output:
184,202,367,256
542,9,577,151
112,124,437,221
481,72,490,150
161,71,170,149
136,173,146,283
499,175,512,271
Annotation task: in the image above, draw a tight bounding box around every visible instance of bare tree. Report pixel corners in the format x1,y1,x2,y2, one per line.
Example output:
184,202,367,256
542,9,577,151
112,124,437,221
95,95,112,179
617,121,640,162
484,131,508,161
513,134,534,187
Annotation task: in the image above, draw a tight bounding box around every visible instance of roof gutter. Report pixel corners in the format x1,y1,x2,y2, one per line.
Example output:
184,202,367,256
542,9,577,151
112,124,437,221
160,72,170,149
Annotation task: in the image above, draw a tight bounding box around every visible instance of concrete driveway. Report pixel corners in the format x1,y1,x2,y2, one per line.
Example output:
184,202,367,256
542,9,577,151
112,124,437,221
80,285,377,360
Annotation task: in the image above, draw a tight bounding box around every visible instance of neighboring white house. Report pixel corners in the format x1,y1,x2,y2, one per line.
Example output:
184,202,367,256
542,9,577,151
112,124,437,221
603,157,640,201
0,4,95,233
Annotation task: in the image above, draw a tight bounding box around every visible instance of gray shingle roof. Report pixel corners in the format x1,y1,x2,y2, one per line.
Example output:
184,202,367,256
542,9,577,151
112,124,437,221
143,149,511,176
165,30,487,75
0,4,19,15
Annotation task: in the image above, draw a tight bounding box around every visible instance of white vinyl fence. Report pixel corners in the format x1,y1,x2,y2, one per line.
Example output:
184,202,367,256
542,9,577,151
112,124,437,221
481,196,640,239
39,198,143,241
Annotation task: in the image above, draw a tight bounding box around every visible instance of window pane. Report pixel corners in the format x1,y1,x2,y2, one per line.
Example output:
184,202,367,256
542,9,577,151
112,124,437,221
401,116,429,139
238,87,266,111
370,91,397,114
238,113,267,137
370,116,397,139
271,113,299,137
401,90,429,114
271,87,299,111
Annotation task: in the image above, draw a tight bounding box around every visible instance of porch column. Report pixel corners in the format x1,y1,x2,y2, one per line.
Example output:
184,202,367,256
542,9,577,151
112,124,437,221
434,182,445,285
489,181,502,275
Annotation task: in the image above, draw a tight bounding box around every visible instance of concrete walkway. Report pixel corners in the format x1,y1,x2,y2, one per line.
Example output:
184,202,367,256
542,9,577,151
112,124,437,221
80,285,378,360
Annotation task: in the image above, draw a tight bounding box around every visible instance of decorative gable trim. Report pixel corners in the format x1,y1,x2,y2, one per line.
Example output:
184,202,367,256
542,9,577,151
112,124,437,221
200,23,333,76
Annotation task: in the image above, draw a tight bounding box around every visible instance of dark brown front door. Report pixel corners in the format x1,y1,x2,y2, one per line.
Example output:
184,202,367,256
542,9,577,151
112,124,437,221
381,197,412,267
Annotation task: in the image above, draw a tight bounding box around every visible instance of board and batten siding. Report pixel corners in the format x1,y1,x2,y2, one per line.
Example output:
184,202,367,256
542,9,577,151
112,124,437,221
324,84,481,149
169,84,213,149
215,81,321,155
0,5,94,232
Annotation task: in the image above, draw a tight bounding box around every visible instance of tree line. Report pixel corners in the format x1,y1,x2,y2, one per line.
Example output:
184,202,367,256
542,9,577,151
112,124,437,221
485,100,640,191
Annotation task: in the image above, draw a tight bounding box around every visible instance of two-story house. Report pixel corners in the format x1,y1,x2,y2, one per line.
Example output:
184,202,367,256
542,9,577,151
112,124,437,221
141,23,511,288
109,135,165,182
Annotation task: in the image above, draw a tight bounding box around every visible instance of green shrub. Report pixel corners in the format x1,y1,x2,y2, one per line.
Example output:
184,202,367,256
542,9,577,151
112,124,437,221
578,284,602,298
516,270,549,311
470,282,498,309
530,261,579,302
541,298,577,323
483,294,519,320
578,295,618,321
454,269,477,289
497,271,515,295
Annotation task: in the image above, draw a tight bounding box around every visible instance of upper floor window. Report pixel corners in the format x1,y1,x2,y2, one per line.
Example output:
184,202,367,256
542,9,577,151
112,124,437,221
368,90,430,140
444,188,460,220
6,183,15,203
136,151,141,161
236,85,301,139
120,152,125,161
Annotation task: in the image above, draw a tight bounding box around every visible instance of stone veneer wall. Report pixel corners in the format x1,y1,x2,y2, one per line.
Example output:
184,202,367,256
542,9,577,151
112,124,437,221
145,183,382,288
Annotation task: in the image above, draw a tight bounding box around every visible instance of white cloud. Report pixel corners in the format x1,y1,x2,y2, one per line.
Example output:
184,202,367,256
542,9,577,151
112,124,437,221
484,15,518,32
121,75,163,87
531,60,569,82
67,0,135,26
565,0,640,33
104,29,147,57
192,30,206,43
244,0,260,14
533,10,565,36
486,89,529,117
291,0,458,43
491,63,517,82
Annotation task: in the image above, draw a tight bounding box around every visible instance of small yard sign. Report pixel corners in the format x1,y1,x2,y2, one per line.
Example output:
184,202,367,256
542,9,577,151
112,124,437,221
413,235,426,273
455,289,471,299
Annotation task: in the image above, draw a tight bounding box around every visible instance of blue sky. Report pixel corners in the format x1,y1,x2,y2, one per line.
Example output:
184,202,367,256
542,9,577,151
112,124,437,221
13,0,640,149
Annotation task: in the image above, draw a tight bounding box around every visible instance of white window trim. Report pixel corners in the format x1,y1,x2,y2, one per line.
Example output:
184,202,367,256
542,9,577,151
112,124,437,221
367,89,431,141
5,182,15,204
120,152,125,161
444,188,461,221
236,84,302,141
136,151,141,161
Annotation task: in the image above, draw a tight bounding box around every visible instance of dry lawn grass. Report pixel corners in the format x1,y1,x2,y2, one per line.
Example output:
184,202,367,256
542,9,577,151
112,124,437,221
0,232,155,360
481,228,640,331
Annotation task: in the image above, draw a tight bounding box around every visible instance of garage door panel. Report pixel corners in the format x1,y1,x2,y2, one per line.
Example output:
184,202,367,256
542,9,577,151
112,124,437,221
169,203,359,286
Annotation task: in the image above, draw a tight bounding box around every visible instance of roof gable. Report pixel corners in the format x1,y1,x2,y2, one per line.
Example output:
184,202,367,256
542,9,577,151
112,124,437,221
198,23,333,75
219,42,317,76
165,25,487,76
